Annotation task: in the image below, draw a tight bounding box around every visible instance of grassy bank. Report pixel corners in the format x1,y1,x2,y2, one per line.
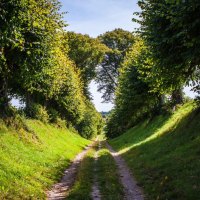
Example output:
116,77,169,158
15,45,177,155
110,102,200,199
0,119,90,199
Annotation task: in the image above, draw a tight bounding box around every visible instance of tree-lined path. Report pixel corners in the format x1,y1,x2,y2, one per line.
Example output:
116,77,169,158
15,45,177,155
47,139,144,200
0,1,199,199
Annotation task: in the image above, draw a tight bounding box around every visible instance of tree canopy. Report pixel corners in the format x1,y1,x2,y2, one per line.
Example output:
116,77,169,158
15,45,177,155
1,0,199,140
135,0,200,93
106,39,158,137
105,1,200,138
0,0,104,139
96,28,136,102
65,32,108,98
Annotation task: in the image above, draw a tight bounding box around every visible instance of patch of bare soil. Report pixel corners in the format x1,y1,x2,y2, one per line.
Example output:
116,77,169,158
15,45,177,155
106,143,145,200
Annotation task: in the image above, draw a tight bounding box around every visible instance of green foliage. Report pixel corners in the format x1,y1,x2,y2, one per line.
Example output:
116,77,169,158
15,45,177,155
67,148,95,200
136,0,200,94
0,0,104,139
0,119,89,199
47,108,66,128
48,108,60,123
48,49,86,127
105,37,188,138
26,103,49,123
96,29,136,102
0,0,65,102
110,102,200,199
65,32,108,97
106,39,158,138
77,101,104,139
3,111,27,131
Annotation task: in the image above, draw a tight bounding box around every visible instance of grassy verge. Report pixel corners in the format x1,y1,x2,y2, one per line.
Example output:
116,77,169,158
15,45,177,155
0,119,90,199
110,102,200,199
67,141,124,200
97,144,124,200
67,147,96,200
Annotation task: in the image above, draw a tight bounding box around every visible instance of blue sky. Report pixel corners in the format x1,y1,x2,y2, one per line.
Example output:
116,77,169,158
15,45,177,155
61,0,140,37
60,0,140,112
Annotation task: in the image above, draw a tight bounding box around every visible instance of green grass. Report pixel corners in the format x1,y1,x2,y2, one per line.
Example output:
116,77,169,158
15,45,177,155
67,147,96,200
110,102,200,200
97,144,124,200
0,119,90,199
67,141,124,200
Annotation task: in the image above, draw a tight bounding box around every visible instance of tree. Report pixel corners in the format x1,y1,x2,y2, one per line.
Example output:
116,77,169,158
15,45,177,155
0,0,64,115
44,43,86,126
0,0,103,139
64,32,108,98
96,29,136,102
135,0,200,94
106,39,158,137
77,100,104,139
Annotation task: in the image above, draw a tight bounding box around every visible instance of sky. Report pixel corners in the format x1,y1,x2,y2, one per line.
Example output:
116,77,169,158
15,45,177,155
59,0,140,112
60,0,140,38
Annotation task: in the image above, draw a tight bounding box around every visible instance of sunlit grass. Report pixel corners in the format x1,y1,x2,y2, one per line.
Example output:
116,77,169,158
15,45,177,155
67,142,124,200
112,102,195,154
97,145,124,200
0,119,90,199
110,102,200,199
67,147,95,200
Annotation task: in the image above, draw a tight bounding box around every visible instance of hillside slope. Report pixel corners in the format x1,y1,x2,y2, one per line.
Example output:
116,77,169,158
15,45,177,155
0,119,90,199
110,102,200,199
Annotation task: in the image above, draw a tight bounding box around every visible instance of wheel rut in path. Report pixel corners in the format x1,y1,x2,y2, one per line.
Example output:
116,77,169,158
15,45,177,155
106,142,144,200
47,143,94,200
91,141,101,200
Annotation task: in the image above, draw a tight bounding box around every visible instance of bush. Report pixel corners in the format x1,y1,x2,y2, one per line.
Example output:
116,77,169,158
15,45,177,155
26,103,49,123
77,108,104,139
48,108,59,122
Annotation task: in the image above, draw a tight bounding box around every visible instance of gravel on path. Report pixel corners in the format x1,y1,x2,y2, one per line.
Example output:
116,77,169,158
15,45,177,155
106,142,145,200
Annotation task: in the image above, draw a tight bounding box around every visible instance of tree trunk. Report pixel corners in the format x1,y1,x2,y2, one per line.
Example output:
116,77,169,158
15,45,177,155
171,88,183,108
152,94,165,115
0,76,9,116
0,77,9,105
26,92,32,110
0,46,12,116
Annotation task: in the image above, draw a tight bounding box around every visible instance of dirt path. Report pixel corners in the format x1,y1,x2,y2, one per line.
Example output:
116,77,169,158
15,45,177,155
47,143,94,200
106,142,144,200
91,141,101,200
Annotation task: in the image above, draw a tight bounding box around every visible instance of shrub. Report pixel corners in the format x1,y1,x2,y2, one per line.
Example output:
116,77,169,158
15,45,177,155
26,103,49,123
48,108,60,123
